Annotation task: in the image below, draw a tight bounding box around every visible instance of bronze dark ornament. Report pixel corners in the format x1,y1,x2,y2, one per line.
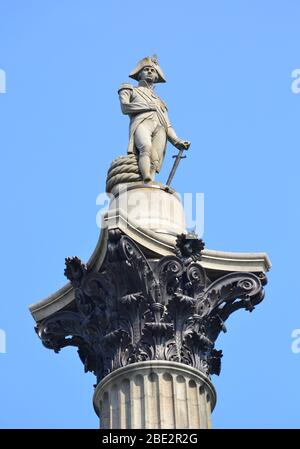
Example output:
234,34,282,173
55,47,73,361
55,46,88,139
36,231,266,385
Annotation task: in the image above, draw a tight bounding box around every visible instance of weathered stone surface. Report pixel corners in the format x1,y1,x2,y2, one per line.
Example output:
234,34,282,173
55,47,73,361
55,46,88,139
108,182,186,242
94,361,216,429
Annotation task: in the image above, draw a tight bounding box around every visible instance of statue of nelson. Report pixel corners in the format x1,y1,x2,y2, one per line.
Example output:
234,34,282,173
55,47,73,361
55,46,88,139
118,55,190,183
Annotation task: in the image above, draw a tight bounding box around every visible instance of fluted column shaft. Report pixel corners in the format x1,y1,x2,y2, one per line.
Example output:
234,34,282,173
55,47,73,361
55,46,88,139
93,361,216,429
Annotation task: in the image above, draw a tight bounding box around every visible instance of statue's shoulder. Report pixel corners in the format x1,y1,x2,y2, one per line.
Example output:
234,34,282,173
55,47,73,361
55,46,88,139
160,98,168,111
118,83,134,93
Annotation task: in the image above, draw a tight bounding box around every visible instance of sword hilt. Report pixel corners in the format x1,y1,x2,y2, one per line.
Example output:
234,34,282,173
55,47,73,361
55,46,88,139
172,155,187,159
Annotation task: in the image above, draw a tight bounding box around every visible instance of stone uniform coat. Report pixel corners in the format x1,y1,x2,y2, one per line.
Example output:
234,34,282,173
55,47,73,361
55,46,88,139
118,82,174,172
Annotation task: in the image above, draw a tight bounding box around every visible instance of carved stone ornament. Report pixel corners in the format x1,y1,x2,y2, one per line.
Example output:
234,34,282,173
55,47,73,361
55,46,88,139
36,230,267,385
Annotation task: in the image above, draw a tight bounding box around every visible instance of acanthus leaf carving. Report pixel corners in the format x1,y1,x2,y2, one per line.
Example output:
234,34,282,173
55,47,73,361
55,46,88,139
36,232,266,385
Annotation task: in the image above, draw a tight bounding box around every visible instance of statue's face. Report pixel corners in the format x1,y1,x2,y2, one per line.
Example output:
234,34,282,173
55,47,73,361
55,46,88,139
139,66,158,83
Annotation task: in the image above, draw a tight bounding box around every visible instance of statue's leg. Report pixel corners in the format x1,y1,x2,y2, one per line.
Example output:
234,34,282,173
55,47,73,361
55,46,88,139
150,126,167,181
134,121,154,183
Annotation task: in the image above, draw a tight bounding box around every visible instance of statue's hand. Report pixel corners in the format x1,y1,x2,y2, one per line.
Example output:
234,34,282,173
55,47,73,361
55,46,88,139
175,140,190,150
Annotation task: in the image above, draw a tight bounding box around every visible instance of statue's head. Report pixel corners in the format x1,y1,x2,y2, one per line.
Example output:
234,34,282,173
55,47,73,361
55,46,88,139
138,66,159,84
129,55,166,83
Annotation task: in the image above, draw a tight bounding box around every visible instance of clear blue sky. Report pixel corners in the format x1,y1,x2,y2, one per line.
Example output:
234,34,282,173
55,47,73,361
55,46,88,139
0,0,299,428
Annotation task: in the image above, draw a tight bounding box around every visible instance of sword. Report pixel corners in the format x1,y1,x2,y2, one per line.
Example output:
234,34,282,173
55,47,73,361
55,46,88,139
166,143,190,187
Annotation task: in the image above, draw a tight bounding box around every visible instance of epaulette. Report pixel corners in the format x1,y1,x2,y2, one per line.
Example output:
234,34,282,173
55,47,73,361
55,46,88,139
118,83,133,93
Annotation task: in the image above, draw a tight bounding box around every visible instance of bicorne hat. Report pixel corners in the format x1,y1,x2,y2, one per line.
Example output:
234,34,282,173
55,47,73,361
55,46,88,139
129,55,166,83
